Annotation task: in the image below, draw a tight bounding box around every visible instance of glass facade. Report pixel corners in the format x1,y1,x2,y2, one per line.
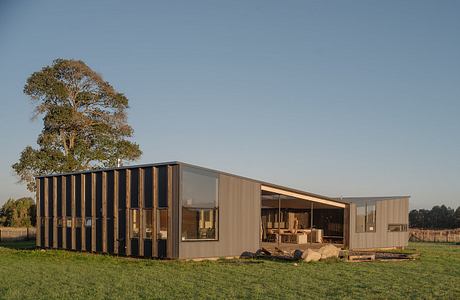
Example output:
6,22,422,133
388,224,407,232
144,209,153,239
130,209,140,238
158,209,168,240
356,200,376,233
181,166,219,241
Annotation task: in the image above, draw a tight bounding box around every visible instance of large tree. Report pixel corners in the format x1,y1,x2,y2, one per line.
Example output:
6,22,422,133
0,197,36,227
13,59,142,191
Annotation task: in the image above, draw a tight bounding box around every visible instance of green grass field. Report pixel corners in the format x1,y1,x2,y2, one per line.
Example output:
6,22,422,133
0,241,459,299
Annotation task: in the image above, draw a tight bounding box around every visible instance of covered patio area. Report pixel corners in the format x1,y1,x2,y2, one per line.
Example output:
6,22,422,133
260,185,347,250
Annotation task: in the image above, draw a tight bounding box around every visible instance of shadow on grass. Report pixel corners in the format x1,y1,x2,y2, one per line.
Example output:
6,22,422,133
0,240,36,250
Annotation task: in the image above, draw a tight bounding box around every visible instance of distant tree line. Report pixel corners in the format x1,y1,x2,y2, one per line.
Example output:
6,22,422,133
0,197,36,227
410,205,460,229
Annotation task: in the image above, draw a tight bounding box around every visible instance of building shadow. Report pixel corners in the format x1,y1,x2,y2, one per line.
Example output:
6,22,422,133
0,240,36,250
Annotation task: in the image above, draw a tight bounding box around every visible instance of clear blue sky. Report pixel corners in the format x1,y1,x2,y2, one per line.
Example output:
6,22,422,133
1,0,459,209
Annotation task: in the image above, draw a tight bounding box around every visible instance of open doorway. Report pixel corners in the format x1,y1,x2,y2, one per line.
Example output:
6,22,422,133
260,186,345,251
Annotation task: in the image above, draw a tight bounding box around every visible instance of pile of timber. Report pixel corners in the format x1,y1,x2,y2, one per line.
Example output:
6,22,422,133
348,253,375,262
241,246,419,263
347,251,420,262
409,228,460,243
241,244,342,262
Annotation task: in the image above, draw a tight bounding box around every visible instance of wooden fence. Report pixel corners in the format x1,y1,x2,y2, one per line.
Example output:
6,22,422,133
409,228,460,243
0,227,36,242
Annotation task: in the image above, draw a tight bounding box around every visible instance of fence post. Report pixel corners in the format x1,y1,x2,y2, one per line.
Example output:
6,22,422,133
0,228,2,242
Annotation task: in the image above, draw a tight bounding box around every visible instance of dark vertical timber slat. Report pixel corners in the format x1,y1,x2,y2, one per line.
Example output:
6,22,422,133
44,178,49,248
125,169,131,256
56,177,62,248
106,171,114,254
172,165,179,258
114,171,119,255
102,172,108,253
81,174,86,251
91,173,97,252
62,176,67,249
47,178,54,248
167,166,173,258
152,167,158,257
53,177,58,248
139,168,144,257
36,178,41,248
71,175,76,250
118,170,127,255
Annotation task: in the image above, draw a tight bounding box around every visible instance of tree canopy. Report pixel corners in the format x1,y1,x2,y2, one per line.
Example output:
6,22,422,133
409,205,460,229
12,59,142,191
0,197,36,227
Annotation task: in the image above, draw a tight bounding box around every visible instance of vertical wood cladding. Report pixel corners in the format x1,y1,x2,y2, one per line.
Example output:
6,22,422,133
95,172,103,252
179,172,261,259
118,169,126,256
47,178,54,248
36,178,42,247
106,171,115,254
56,177,63,249
75,175,82,251
84,173,92,250
81,174,86,252
349,197,409,249
158,167,168,207
37,163,181,259
144,167,153,208
130,169,139,208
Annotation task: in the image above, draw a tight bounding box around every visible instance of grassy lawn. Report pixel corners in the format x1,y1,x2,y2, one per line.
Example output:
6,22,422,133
0,242,459,299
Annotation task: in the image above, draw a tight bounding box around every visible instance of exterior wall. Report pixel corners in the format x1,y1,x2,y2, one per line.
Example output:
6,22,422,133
36,164,176,258
178,173,261,259
349,198,409,249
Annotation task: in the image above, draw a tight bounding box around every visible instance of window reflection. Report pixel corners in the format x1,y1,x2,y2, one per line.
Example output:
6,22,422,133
130,209,140,238
181,167,218,241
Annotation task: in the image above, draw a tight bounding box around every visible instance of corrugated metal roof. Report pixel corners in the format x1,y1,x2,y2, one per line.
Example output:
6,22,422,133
35,161,410,207
35,160,348,205
338,196,410,205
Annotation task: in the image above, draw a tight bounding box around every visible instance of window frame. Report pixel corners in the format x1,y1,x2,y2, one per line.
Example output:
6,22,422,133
181,207,219,241
365,202,376,232
84,217,92,228
387,224,408,232
75,218,83,228
180,166,220,242
355,201,377,233
130,208,140,239
157,208,168,240
143,209,153,240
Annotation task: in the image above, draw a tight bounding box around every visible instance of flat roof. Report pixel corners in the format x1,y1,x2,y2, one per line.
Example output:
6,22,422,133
36,160,348,206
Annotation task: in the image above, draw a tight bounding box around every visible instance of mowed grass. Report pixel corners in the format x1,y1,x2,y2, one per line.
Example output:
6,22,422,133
0,242,459,299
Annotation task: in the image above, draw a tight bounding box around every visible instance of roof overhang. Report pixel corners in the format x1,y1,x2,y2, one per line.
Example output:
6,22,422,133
261,185,346,208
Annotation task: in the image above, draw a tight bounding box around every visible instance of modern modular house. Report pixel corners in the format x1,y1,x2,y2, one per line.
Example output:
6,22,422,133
35,161,409,259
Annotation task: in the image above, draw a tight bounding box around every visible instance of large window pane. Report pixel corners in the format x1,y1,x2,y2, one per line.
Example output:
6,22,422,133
130,209,140,238
356,204,366,233
158,209,168,240
182,208,218,240
366,203,376,232
182,167,218,208
144,209,153,239
356,200,377,233
181,167,219,241
388,224,407,232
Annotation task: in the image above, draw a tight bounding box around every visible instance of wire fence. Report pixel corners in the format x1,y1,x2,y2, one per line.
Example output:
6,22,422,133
0,227,36,242
409,228,460,243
